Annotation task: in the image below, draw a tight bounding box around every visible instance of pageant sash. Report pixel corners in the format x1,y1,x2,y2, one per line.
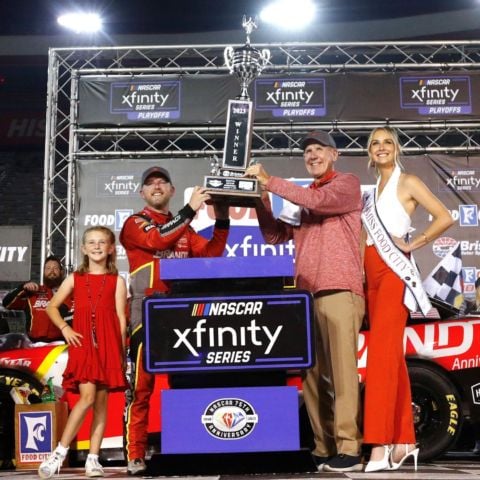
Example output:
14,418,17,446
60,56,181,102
362,189,432,316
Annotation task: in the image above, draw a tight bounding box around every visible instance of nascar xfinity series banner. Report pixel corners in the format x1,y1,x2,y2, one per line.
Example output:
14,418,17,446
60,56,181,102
78,72,479,126
76,155,480,299
143,291,314,373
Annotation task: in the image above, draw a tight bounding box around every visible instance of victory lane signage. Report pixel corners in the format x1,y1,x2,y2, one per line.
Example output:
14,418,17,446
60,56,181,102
143,292,314,373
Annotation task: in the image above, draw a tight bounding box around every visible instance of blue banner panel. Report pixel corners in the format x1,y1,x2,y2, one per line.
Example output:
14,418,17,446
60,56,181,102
160,256,294,280
143,291,314,373
162,386,299,454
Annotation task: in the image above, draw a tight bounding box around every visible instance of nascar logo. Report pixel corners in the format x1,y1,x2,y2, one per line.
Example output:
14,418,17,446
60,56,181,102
192,301,263,316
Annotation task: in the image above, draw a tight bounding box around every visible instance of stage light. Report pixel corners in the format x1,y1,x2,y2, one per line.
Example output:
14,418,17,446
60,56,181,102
57,12,102,34
260,0,316,29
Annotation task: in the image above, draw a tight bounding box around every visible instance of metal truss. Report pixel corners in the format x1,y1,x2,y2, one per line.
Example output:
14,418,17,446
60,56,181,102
43,41,480,269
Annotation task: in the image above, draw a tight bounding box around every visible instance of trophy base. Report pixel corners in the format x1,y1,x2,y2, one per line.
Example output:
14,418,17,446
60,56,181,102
204,175,260,207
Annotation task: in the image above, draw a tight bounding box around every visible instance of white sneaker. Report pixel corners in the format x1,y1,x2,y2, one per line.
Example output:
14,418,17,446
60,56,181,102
38,447,66,479
85,454,105,477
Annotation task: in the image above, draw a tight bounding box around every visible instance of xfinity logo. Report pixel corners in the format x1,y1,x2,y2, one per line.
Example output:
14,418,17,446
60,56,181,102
0,246,28,262
104,179,140,194
255,77,326,117
410,85,459,103
400,76,471,115
122,90,169,108
96,175,140,197
446,176,480,191
173,319,283,357
265,88,315,106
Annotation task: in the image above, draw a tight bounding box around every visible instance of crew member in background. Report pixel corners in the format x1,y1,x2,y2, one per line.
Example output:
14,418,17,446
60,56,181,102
2,255,72,342
245,131,365,473
120,166,230,476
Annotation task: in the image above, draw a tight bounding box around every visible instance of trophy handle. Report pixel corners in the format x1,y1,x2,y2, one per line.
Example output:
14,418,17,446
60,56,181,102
260,49,271,67
224,46,234,72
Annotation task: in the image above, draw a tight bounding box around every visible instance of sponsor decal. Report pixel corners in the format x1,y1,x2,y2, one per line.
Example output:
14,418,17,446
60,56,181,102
440,169,480,193
85,214,115,226
18,411,53,462
110,81,181,120
459,204,478,226
0,246,28,262
115,209,133,231
459,240,480,257
445,394,460,435
0,357,32,367
116,245,126,260
400,76,472,115
462,267,477,284
472,383,480,405
432,236,459,258
96,174,140,198
255,78,326,117
201,398,258,439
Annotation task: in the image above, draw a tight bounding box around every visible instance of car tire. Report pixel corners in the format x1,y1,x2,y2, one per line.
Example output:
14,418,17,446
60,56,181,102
408,362,462,461
0,368,44,467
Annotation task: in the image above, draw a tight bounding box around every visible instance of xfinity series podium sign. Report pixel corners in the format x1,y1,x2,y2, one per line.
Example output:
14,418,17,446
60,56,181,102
143,292,314,373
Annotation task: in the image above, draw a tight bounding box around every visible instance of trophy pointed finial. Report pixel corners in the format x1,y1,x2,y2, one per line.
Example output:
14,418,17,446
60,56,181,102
242,15,258,46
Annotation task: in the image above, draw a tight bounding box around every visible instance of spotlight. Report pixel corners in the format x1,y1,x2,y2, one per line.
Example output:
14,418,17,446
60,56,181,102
260,0,316,29
57,12,102,34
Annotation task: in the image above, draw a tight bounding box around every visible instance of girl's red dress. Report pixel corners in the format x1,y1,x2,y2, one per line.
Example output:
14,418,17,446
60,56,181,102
62,272,127,393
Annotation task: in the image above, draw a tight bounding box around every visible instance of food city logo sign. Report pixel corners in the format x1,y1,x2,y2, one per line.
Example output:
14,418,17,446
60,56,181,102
18,411,53,463
254,78,326,118
201,398,258,440
84,209,133,231
400,75,472,115
110,80,181,121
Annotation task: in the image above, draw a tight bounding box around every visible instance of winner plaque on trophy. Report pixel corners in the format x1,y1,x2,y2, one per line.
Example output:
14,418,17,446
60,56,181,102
204,17,270,206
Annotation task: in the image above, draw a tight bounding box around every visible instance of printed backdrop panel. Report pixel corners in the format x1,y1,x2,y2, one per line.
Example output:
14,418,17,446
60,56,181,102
78,72,480,126
76,156,480,298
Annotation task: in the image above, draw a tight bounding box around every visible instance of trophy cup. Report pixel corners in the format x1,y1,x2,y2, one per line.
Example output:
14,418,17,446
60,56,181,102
204,16,270,206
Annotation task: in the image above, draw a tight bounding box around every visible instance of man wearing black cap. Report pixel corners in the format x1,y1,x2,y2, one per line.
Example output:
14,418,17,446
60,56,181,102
245,131,364,472
120,166,230,475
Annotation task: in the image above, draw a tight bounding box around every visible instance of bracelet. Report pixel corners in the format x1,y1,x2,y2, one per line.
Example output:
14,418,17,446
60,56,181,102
421,232,429,244
60,324,69,332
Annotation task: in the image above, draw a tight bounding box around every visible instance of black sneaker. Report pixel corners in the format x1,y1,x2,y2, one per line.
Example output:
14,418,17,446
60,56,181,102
323,454,363,472
312,455,330,471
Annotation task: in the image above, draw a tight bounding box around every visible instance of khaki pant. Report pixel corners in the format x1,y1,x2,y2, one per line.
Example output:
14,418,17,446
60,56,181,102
302,290,364,457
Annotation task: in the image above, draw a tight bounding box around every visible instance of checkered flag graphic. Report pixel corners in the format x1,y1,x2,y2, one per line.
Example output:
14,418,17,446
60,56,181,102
423,242,463,308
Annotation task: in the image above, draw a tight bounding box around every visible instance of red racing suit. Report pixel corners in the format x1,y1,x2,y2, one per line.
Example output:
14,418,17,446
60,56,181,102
120,204,229,461
2,285,72,342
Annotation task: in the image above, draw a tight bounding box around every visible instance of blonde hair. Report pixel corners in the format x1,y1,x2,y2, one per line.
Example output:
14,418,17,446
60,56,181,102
367,126,404,176
77,226,118,274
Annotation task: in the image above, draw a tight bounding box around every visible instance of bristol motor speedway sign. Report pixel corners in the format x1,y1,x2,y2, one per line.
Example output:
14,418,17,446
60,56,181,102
143,292,314,373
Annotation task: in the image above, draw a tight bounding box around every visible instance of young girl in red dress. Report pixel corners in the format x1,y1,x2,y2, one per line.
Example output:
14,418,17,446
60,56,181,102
38,226,128,479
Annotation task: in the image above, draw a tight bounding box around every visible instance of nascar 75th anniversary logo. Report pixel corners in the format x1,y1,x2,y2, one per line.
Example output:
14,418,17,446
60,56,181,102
143,292,314,373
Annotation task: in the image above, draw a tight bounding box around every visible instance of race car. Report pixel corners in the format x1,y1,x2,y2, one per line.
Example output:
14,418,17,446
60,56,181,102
0,298,479,465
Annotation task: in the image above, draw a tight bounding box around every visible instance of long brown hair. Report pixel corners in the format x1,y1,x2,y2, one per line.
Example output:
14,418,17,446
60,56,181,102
76,226,118,274
367,126,404,176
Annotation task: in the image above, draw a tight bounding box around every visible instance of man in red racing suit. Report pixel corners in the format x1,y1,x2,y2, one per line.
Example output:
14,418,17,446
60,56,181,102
120,166,229,475
2,255,72,342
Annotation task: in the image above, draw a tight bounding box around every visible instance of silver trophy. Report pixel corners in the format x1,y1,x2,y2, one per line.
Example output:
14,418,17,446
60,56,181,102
224,16,271,101
204,17,271,206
